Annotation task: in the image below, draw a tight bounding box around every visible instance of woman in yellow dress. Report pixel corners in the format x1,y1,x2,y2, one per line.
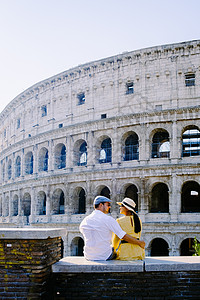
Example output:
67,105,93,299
112,197,145,260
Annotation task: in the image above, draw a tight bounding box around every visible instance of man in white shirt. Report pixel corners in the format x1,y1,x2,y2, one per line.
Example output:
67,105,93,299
79,196,145,261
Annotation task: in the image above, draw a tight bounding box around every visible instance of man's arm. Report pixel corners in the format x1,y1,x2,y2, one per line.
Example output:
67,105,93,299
122,234,145,249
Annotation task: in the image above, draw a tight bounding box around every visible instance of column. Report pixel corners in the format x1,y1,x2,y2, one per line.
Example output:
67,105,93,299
171,120,179,160
138,178,147,222
170,173,181,222
46,185,51,219
30,186,36,223
9,191,12,217
48,139,54,172
33,144,38,175
21,148,25,177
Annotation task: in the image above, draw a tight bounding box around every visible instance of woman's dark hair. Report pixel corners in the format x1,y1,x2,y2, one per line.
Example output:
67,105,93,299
132,211,141,233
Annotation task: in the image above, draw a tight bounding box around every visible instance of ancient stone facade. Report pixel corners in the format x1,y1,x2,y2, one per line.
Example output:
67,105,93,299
0,40,200,256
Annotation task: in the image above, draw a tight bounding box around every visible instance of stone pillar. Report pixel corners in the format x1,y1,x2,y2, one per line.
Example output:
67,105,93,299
66,135,73,169
46,185,51,219
33,144,38,175
87,131,95,168
18,188,23,216
48,139,54,172
170,173,180,222
112,126,121,166
171,121,179,160
9,191,12,217
139,178,147,222
21,148,25,177
2,192,5,217
30,186,36,223
86,179,93,213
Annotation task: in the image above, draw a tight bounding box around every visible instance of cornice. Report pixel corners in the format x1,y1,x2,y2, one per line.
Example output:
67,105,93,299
0,39,199,121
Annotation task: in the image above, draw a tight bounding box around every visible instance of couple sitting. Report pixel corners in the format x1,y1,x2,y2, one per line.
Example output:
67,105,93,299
79,196,145,261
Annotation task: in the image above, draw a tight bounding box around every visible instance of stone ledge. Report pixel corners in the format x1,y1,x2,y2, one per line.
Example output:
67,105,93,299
52,256,200,273
52,256,144,273
0,228,67,239
145,256,200,272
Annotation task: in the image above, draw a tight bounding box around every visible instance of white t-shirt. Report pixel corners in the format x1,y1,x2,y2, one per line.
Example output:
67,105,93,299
79,210,126,260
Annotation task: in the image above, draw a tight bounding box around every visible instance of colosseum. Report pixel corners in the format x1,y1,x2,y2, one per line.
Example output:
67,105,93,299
0,39,200,257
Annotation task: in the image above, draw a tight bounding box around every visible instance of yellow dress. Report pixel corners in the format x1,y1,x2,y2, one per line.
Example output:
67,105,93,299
112,215,145,260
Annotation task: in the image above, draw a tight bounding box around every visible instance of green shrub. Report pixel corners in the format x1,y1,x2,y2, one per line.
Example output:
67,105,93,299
193,237,200,256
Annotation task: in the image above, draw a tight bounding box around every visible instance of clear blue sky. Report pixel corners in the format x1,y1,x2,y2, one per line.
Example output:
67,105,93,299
0,0,199,113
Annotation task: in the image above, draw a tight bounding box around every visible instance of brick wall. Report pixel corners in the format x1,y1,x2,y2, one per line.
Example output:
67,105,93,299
0,228,66,299
53,271,200,299
52,256,200,300
0,237,61,299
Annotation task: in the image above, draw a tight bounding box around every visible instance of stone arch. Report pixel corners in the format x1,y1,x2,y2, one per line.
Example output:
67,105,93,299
150,182,169,213
151,129,170,158
52,188,65,215
98,186,111,199
72,187,86,214
37,191,46,215
181,180,200,212
25,151,33,174
54,143,66,169
38,147,48,172
73,139,87,166
180,237,198,256
22,192,31,216
182,125,200,157
120,183,139,212
71,237,84,256
122,131,139,161
15,156,21,177
96,135,112,164
13,194,19,216
150,237,169,256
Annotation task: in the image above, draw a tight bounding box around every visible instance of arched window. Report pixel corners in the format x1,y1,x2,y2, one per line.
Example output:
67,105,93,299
22,193,31,216
150,238,169,256
52,189,65,215
7,159,12,180
59,191,65,214
38,148,48,172
38,192,46,215
100,186,111,199
180,238,197,256
152,131,170,158
78,142,87,166
182,127,200,157
125,184,138,212
124,133,139,161
13,195,19,216
181,181,200,212
25,152,33,175
71,237,84,256
99,138,112,163
150,183,169,212
15,156,21,177
55,144,66,169
2,163,5,182
78,188,86,214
